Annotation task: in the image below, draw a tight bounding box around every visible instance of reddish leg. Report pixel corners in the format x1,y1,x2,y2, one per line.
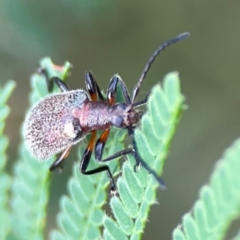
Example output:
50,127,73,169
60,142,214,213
79,72,118,192
85,71,104,101
80,130,116,192
94,75,135,167
94,75,119,160
49,147,71,171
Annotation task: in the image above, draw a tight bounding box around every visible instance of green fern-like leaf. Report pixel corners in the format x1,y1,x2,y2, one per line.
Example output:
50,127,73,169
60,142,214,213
50,127,126,240
0,81,15,240
9,58,71,240
103,72,185,239
50,73,183,240
172,138,240,240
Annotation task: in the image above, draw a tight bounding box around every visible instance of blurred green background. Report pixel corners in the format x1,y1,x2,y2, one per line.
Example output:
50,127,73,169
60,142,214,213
1,1,240,239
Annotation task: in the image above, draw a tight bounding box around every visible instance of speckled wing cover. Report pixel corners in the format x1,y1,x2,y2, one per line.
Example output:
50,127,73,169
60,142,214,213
23,89,89,160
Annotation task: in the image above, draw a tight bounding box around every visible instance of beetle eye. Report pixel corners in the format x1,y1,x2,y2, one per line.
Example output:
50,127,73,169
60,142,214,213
111,115,124,128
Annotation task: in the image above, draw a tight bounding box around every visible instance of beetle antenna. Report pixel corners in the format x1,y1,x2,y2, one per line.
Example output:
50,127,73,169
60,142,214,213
131,32,190,103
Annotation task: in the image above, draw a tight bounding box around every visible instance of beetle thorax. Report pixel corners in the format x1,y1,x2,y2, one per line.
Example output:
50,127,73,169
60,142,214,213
77,101,143,131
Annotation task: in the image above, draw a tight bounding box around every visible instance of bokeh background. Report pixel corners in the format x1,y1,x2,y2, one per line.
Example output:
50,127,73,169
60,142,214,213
1,1,240,239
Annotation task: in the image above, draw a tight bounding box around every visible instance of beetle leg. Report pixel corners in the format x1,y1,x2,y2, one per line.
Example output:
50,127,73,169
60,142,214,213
39,68,69,93
49,146,72,171
93,75,127,160
95,141,166,189
94,126,166,189
85,71,104,101
128,126,166,189
80,130,116,193
51,77,69,92
95,128,110,161
107,74,131,105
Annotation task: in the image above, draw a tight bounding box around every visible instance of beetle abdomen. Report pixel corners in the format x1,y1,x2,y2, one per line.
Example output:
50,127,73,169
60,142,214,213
23,90,89,160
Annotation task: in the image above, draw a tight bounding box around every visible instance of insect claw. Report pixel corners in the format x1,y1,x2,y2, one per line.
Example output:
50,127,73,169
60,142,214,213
57,166,64,174
134,162,141,172
156,177,167,190
110,187,117,195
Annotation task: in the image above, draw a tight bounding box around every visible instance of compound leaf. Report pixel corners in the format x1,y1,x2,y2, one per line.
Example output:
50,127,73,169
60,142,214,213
0,81,15,240
103,72,185,239
50,127,125,240
172,138,240,240
50,73,184,240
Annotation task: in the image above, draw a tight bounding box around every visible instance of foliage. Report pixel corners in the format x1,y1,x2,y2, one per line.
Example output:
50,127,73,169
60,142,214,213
47,66,184,239
9,59,71,240
2,58,240,240
172,138,240,240
103,72,185,240
0,81,15,240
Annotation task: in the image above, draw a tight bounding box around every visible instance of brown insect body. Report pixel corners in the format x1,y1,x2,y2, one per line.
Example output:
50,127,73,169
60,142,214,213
79,101,143,132
24,89,143,161
23,32,190,191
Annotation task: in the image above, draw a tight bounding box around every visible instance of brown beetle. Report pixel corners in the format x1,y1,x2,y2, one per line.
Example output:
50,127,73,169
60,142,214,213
23,32,190,192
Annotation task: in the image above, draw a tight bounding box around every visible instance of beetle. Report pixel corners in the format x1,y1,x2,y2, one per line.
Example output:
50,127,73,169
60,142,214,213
23,32,190,193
